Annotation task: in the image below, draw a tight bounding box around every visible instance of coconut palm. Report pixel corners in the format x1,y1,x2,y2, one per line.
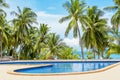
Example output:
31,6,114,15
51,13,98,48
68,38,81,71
19,35,34,60
106,43,120,58
28,27,38,59
12,6,37,42
11,6,37,59
6,26,18,59
105,29,120,58
82,6,108,59
59,47,79,59
38,48,50,60
47,33,64,59
0,15,8,58
20,26,39,60
86,51,94,59
104,0,120,58
104,0,120,35
0,0,9,59
59,0,86,59
34,24,49,59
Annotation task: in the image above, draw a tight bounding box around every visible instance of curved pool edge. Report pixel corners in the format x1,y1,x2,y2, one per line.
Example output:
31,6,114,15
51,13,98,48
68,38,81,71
7,62,120,76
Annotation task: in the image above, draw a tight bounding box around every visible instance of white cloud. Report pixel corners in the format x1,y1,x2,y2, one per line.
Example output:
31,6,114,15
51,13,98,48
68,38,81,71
37,11,61,18
47,7,56,10
36,11,69,38
63,38,80,49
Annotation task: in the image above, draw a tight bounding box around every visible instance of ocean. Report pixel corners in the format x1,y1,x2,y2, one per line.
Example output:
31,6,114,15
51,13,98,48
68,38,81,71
74,51,120,59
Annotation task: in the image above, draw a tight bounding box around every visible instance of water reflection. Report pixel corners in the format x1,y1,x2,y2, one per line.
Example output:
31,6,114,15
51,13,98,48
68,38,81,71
15,62,116,73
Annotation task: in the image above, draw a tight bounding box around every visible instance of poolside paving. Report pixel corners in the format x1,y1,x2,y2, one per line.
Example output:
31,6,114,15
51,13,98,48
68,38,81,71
0,62,120,80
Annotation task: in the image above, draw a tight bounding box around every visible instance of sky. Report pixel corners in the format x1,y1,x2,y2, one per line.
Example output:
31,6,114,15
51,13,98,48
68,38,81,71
5,0,115,51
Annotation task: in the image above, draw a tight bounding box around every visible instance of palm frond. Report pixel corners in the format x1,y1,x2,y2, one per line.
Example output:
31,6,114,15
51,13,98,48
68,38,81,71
59,15,72,23
0,0,9,8
1,3,9,8
11,11,19,16
106,44,120,58
17,6,22,14
63,1,71,13
73,21,78,38
65,19,75,37
104,6,118,11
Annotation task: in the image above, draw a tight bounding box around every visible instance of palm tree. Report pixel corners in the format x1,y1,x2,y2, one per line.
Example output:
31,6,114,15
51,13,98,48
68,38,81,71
12,6,37,42
6,26,17,59
20,26,39,60
0,0,9,59
38,48,50,60
0,15,8,58
47,33,64,59
28,27,38,59
34,24,49,59
86,51,94,59
82,6,108,59
11,6,37,60
59,0,86,59
105,29,120,58
104,0,120,35
19,35,34,60
104,0,120,58
106,43,120,58
59,47,79,59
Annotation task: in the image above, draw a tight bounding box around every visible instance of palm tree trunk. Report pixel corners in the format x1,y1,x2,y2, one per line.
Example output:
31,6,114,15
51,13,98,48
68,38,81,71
93,48,96,59
18,45,22,60
98,50,100,59
18,53,20,60
94,52,96,59
101,52,104,59
78,28,84,59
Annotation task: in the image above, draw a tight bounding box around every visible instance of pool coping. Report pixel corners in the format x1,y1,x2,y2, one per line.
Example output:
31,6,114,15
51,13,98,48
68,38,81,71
3,59,120,62
1,59,120,63
7,61,120,76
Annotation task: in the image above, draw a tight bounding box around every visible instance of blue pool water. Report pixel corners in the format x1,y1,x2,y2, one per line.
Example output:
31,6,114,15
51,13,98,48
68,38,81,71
1,61,118,74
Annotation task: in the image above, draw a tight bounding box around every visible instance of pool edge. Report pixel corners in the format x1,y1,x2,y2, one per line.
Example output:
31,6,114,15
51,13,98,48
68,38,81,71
7,62,120,76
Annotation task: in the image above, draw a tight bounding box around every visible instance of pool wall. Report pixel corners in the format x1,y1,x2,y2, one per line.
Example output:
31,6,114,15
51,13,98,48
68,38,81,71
1,59,120,64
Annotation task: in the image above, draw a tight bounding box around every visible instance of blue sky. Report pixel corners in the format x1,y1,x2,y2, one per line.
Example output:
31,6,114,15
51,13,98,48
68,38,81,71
5,0,115,50
6,0,114,14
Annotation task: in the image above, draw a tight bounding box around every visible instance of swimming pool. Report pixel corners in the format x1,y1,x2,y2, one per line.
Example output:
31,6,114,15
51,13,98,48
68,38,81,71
1,61,119,74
